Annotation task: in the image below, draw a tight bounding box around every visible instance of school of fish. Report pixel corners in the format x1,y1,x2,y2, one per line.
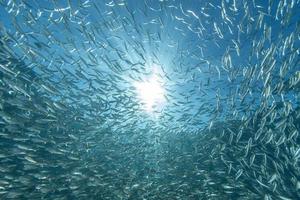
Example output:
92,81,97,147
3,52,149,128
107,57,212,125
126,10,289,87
0,0,299,199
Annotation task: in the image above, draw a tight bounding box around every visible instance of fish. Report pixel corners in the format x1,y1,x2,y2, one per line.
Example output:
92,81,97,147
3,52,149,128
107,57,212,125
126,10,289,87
0,0,299,199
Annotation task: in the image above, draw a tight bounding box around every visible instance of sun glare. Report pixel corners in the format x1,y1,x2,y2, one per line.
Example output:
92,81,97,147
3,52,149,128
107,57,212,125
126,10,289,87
134,73,165,113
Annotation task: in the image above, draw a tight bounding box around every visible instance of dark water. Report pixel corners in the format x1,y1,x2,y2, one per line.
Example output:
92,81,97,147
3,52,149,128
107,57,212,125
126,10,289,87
0,0,300,199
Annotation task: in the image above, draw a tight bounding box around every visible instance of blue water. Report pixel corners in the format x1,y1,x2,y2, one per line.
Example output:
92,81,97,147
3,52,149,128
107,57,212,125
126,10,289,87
0,0,299,199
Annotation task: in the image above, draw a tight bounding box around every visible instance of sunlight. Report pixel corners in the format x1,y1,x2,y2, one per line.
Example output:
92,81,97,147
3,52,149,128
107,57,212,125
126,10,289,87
134,72,166,113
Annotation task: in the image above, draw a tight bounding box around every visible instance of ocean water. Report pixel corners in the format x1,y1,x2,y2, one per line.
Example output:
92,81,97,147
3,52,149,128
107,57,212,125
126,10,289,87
0,0,299,199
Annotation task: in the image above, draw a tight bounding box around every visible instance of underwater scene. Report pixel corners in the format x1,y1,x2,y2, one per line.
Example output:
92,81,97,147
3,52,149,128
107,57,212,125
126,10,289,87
0,0,300,199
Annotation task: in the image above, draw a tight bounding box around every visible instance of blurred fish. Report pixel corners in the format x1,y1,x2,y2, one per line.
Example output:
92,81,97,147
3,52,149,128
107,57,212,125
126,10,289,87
0,0,299,199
